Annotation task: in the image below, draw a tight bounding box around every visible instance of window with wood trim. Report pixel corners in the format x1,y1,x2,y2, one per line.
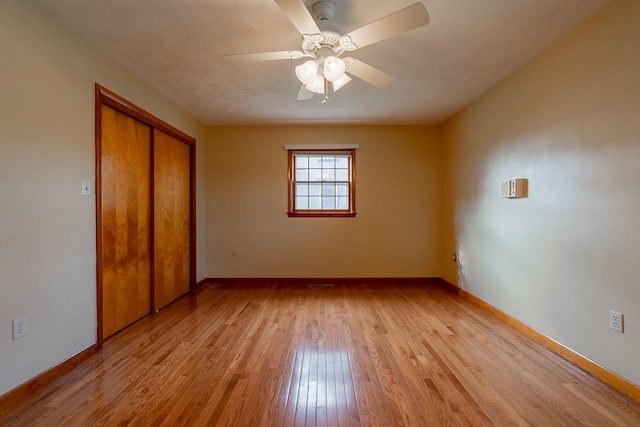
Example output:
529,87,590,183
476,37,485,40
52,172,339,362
287,149,356,217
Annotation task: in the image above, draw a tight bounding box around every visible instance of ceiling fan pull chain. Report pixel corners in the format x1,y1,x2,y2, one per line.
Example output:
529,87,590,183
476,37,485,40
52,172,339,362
322,78,329,104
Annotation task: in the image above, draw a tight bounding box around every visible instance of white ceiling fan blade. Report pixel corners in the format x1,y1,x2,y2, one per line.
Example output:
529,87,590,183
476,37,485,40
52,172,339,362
274,0,321,36
223,50,305,62
340,2,429,51
296,84,314,100
344,58,396,89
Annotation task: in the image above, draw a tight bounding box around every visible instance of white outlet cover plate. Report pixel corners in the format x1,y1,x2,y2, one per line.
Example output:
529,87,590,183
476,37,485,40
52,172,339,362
609,310,624,333
12,316,28,340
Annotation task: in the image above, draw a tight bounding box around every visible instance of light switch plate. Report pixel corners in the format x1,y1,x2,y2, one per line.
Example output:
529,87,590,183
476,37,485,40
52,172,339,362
81,180,91,196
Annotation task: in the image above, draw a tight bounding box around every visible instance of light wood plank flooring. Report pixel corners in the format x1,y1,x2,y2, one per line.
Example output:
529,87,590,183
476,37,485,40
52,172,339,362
2,281,640,426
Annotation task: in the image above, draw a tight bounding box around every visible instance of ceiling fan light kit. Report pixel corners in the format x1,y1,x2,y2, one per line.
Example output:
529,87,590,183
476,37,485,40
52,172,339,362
295,60,318,86
295,54,349,99
224,0,430,103
323,56,346,81
306,74,326,94
332,73,352,92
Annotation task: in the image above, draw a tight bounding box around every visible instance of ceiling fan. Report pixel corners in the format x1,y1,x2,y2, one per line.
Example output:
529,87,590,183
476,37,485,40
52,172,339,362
224,0,430,103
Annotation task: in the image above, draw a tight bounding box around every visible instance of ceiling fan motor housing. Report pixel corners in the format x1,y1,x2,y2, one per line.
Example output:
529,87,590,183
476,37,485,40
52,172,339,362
301,1,345,58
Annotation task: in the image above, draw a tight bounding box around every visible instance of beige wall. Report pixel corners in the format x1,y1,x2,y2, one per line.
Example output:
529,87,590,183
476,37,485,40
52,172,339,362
206,125,442,278
0,0,207,396
442,0,640,385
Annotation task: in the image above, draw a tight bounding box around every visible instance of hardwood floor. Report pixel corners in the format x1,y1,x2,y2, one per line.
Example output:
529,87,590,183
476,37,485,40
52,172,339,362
2,281,640,426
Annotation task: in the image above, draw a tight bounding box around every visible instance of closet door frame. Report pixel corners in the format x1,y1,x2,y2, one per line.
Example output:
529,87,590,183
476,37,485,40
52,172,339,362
95,83,196,348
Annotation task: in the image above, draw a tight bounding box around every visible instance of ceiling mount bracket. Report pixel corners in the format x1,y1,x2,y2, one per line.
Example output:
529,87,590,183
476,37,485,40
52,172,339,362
312,1,336,21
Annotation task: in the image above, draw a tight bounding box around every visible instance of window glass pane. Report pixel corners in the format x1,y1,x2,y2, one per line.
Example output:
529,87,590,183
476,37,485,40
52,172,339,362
336,183,348,196
322,183,334,196
296,183,308,196
309,156,323,168
296,196,308,209
322,156,335,168
335,169,348,181
309,196,322,209
322,169,335,181
295,169,309,181
322,196,335,209
335,156,349,168
309,169,322,181
295,156,308,169
336,196,348,209
309,184,321,196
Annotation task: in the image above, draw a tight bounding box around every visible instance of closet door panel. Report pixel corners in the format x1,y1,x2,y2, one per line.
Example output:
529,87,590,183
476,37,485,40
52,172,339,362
101,105,152,338
153,129,191,310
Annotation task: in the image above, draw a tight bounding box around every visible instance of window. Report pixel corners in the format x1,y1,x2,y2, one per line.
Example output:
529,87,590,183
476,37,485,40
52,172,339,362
287,149,356,217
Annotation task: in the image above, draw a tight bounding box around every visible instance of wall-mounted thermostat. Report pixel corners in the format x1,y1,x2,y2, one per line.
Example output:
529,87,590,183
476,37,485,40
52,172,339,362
500,178,527,198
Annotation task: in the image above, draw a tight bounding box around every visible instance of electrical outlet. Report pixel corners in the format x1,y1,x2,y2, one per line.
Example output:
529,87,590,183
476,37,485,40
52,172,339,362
291,251,297,261
609,310,624,333
12,316,28,340
231,250,237,259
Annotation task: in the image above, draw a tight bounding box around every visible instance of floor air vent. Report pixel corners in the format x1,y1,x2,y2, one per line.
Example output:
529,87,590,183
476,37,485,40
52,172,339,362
309,284,333,289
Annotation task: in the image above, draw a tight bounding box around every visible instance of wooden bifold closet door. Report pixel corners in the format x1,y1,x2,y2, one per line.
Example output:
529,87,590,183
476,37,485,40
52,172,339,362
100,105,152,339
97,85,195,342
153,129,191,310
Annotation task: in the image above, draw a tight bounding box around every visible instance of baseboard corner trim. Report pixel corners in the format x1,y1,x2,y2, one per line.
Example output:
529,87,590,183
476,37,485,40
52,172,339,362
438,278,462,295
193,277,213,290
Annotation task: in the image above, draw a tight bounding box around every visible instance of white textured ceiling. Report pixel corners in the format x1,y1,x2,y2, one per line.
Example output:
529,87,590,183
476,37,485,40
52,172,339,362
37,0,608,125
